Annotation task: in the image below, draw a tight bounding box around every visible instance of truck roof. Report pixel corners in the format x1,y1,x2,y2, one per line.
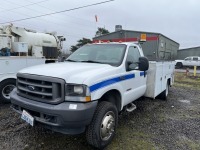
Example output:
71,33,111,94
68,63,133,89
91,42,139,46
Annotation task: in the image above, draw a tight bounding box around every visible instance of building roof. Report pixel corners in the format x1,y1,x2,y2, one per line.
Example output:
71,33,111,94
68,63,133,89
93,29,179,45
179,46,200,51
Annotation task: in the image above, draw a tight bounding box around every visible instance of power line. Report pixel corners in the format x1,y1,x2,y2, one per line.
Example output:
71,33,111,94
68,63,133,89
0,1,96,34
1,0,114,33
24,0,99,26
0,0,51,13
0,10,97,39
0,1,114,48
24,0,113,28
0,0,115,24
1,0,112,34
1,0,95,32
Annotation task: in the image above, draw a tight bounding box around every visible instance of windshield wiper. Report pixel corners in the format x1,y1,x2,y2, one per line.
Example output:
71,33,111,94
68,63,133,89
80,60,102,64
66,59,77,62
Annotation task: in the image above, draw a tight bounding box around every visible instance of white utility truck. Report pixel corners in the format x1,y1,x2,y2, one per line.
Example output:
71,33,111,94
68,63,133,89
0,57,46,103
0,25,65,103
11,42,175,149
175,56,200,68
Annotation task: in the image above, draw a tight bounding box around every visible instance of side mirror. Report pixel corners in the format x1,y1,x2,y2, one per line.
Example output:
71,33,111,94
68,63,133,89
139,57,149,71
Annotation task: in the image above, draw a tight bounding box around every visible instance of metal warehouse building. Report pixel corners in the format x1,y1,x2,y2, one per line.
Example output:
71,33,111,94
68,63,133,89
93,26,179,61
177,47,200,59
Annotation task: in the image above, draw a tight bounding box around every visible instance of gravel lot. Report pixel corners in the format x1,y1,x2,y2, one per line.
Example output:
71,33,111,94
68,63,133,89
0,76,200,150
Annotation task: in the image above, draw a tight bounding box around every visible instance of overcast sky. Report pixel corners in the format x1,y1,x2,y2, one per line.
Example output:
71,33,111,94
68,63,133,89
0,0,199,51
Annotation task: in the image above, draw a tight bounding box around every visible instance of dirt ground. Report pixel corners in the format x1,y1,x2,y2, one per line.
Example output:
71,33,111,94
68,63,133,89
0,73,200,150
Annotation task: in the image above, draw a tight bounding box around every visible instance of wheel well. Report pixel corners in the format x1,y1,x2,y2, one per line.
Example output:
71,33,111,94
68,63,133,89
0,78,16,85
176,62,182,65
168,78,171,86
176,62,183,68
98,90,121,112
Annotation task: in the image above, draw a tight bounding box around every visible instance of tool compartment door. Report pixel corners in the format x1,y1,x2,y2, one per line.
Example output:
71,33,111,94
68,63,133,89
145,61,175,98
144,61,163,98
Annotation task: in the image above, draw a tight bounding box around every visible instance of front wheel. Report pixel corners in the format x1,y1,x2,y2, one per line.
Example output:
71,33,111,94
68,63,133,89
176,62,183,68
0,79,16,103
86,101,118,149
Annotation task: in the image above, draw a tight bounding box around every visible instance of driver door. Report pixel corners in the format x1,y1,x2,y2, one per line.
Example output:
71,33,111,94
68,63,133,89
122,46,147,106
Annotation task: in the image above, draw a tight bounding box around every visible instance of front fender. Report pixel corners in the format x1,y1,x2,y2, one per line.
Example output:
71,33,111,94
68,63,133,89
90,83,124,110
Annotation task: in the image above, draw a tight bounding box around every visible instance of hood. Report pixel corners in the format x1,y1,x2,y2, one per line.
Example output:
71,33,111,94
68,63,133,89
175,60,183,62
19,62,113,84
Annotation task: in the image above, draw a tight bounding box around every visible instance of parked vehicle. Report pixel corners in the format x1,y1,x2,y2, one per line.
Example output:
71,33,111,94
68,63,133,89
0,57,46,103
0,25,65,103
0,24,65,59
175,56,200,68
11,42,175,149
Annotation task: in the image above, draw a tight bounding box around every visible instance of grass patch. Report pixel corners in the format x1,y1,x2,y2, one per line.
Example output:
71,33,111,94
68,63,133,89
176,137,200,150
174,72,200,90
107,125,158,150
109,133,156,150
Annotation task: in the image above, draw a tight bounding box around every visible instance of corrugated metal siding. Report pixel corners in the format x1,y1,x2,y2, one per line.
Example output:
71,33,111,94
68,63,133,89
177,47,200,59
158,35,179,60
139,40,158,61
93,30,179,61
117,31,159,61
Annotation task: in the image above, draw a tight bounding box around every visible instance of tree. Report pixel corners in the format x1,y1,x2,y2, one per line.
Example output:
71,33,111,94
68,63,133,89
70,38,92,53
77,38,92,47
95,27,109,37
70,27,110,53
70,45,79,53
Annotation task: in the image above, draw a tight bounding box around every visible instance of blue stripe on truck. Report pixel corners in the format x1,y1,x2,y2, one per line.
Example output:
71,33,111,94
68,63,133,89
140,71,145,76
89,74,135,92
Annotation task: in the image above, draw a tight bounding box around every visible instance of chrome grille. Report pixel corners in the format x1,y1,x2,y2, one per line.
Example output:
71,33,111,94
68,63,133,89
17,73,65,104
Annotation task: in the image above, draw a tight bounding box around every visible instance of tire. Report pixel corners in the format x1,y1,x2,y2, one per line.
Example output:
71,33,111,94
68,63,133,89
176,62,183,68
0,79,16,103
159,81,169,100
86,101,118,149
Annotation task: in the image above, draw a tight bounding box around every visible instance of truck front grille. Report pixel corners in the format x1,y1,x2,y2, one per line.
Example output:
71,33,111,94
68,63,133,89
17,73,65,104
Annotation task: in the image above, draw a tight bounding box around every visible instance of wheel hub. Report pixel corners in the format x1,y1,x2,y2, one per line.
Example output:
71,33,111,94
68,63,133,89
2,85,15,99
100,111,115,141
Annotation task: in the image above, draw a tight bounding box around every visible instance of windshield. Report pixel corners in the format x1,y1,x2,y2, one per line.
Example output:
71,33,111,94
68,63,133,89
67,44,126,66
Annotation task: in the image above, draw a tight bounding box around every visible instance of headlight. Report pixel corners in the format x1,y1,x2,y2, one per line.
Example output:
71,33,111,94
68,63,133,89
65,84,91,102
74,85,84,94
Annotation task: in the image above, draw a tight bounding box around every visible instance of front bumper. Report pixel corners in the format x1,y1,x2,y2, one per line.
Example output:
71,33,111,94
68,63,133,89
10,89,97,134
